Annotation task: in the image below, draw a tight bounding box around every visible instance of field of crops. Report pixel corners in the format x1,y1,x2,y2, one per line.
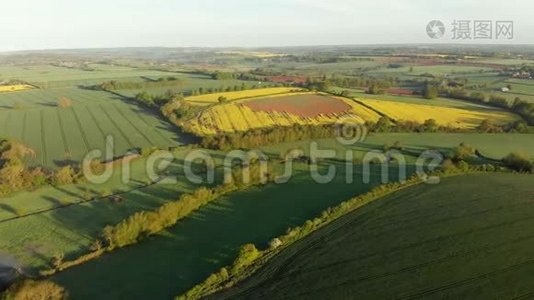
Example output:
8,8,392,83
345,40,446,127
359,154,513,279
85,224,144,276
183,87,299,105
216,173,534,299
0,88,184,167
184,93,381,135
358,98,519,128
0,84,34,93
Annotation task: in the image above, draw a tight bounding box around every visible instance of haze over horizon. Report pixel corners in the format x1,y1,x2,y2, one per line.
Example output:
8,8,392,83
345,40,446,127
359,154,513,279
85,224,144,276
2,0,533,52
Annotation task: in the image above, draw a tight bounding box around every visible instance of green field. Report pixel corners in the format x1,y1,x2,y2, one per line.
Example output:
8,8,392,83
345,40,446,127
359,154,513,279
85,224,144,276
215,173,534,299
0,88,186,167
50,163,411,299
0,132,531,273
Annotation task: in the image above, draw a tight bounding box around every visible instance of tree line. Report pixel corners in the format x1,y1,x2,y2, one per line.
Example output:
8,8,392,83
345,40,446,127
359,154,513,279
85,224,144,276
89,77,183,91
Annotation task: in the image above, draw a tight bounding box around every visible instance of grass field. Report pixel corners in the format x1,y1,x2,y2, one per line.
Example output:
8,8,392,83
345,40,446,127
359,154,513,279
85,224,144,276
184,93,380,135
183,87,298,105
0,88,185,167
215,173,534,299
357,98,519,128
50,163,411,300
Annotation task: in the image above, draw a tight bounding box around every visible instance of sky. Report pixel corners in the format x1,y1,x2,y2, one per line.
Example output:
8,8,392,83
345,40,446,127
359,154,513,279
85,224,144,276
1,0,533,51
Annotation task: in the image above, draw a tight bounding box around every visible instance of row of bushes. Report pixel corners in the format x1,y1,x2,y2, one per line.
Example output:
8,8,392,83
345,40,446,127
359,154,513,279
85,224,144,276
198,117,469,151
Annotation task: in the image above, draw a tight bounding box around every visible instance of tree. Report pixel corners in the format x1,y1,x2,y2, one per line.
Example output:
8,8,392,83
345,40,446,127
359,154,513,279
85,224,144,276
218,96,228,103
3,279,68,300
374,116,393,132
423,83,438,99
57,97,72,108
503,152,533,173
423,119,438,132
52,165,76,185
450,143,475,162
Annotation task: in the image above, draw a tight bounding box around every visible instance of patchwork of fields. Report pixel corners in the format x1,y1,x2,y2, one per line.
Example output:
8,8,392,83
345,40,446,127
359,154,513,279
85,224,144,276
51,163,411,299
184,93,380,135
0,55,533,300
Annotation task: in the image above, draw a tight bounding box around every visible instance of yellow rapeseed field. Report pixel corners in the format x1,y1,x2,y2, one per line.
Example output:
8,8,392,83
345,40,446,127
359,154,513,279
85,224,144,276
0,84,33,93
184,94,381,136
184,87,302,105
358,98,519,128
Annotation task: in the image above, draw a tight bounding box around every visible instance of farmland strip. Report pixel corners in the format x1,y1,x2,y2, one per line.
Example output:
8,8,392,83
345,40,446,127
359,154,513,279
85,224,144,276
99,104,135,148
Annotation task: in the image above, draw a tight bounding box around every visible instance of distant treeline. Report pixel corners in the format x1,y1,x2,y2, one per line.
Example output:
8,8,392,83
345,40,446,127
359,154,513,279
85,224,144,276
302,76,398,94
89,77,184,90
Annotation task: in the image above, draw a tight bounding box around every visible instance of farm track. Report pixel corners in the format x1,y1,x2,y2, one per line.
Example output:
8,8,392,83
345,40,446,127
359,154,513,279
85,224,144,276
85,105,107,139
39,110,47,165
56,109,72,160
70,107,91,152
99,104,135,149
